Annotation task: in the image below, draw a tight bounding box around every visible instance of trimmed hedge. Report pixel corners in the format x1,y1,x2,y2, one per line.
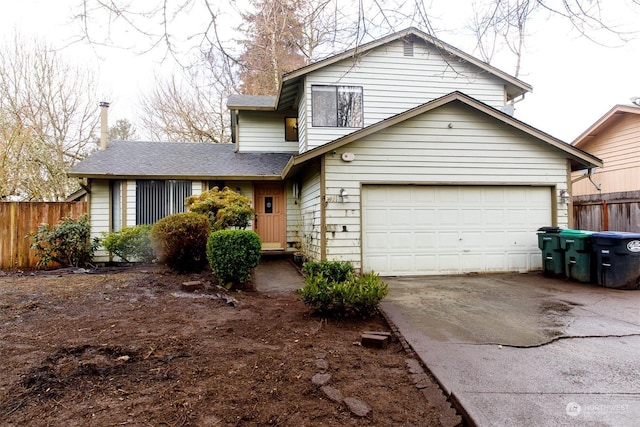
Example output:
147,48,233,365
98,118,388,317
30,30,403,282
207,229,262,286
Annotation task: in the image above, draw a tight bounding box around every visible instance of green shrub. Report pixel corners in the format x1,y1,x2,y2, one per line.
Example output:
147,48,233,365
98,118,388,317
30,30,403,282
30,215,98,268
207,229,262,287
101,225,153,263
298,263,388,318
185,187,254,231
302,260,354,283
150,212,210,273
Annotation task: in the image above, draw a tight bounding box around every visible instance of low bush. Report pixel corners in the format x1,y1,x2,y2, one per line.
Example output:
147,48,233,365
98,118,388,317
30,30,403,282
101,225,153,263
30,215,98,268
207,230,262,287
298,261,388,318
301,260,354,283
150,212,210,273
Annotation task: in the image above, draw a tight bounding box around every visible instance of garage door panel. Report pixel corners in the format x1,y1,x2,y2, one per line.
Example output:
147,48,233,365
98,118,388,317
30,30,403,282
414,210,436,226
364,209,387,225
364,232,388,249
362,185,552,275
438,209,459,226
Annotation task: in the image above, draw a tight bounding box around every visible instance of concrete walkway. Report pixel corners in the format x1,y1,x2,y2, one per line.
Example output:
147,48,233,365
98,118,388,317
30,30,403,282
380,273,640,426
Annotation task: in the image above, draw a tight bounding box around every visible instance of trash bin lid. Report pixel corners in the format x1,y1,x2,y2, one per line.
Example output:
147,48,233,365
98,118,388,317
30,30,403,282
537,226,563,233
591,231,640,239
559,229,594,238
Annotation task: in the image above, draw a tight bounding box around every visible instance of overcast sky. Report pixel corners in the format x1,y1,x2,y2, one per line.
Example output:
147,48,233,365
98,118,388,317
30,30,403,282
1,0,638,142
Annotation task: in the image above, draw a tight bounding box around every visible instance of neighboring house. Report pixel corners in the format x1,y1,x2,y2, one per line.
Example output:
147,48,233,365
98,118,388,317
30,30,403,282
571,104,640,231
70,27,602,275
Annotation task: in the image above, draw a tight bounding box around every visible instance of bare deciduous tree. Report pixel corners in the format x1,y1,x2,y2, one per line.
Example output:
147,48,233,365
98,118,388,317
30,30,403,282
0,35,100,201
139,70,231,143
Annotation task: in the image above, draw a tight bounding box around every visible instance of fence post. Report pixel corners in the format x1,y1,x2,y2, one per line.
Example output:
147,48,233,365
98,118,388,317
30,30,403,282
602,200,608,231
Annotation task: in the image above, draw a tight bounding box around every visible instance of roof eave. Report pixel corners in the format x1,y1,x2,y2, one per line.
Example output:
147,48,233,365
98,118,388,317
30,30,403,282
573,104,640,147
70,173,286,181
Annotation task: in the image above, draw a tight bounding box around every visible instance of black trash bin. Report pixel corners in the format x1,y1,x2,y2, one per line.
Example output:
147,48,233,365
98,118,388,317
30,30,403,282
537,226,564,277
591,232,640,290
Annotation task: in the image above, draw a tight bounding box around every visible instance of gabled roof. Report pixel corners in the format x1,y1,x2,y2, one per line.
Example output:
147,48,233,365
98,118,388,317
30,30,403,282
282,91,602,177
69,141,292,180
277,27,532,111
572,104,640,148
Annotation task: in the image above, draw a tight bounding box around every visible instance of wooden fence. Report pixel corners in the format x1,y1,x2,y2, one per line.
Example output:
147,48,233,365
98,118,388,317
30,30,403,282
573,191,640,232
0,202,87,270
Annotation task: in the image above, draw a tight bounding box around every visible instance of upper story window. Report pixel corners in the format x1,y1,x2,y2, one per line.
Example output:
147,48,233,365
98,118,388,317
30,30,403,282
312,85,363,128
284,117,298,141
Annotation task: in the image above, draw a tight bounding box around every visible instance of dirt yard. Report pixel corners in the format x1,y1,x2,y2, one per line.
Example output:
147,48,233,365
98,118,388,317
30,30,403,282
0,263,443,426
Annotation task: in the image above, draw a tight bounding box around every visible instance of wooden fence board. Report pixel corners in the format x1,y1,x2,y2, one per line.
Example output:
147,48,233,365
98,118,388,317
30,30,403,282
0,202,87,270
573,191,640,232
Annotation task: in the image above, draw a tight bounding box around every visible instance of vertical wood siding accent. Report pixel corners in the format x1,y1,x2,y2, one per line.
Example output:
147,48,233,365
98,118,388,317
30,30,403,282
285,179,301,251
298,87,308,153
238,111,299,153
91,180,111,261
299,166,322,261
321,103,569,269
572,113,640,196
0,202,87,269
303,39,508,151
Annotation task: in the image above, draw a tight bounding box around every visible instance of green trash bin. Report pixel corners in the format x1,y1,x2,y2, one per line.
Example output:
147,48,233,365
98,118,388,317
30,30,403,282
537,226,564,277
559,229,594,283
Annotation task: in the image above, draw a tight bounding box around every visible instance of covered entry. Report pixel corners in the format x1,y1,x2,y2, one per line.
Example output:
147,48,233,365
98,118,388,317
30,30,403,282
362,185,552,275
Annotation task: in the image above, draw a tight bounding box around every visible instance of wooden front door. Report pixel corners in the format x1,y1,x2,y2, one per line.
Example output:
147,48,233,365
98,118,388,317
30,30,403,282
254,182,286,250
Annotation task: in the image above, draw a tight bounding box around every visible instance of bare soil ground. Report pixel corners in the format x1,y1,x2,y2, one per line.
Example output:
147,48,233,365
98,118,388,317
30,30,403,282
0,264,441,426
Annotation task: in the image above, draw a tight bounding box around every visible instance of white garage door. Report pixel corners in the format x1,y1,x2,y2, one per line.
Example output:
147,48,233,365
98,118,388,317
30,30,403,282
362,185,551,276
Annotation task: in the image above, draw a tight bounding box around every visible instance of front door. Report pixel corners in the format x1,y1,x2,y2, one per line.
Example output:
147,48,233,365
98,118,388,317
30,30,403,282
254,182,286,250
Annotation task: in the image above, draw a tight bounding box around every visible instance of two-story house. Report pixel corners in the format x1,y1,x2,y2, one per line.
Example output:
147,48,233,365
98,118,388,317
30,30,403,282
70,27,602,275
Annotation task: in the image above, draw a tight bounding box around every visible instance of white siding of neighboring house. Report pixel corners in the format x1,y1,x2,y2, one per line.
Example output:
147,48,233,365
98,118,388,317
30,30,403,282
302,39,509,152
237,110,299,153
321,103,568,270
299,166,322,261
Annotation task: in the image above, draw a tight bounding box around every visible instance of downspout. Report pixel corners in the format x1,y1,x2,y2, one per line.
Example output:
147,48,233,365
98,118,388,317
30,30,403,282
99,101,110,150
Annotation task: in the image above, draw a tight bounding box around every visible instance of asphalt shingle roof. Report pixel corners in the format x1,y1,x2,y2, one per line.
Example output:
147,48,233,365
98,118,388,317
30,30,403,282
227,95,276,109
70,141,292,179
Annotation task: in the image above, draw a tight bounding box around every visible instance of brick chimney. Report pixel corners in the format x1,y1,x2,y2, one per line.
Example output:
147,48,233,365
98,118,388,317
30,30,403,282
99,101,110,150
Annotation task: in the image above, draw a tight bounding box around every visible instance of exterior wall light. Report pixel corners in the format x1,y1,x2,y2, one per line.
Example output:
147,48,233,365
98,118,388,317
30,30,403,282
339,188,349,202
559,189,570,205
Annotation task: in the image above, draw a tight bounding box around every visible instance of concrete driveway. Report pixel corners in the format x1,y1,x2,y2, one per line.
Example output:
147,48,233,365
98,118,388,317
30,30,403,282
380,272,640,426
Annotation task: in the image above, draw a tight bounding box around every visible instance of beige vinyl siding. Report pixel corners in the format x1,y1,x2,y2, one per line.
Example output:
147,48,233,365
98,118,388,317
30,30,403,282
299,166,322,260
90,180,111,262
322,103,568,270
303,39,508,151
572,114,640,196
237,111,298,153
